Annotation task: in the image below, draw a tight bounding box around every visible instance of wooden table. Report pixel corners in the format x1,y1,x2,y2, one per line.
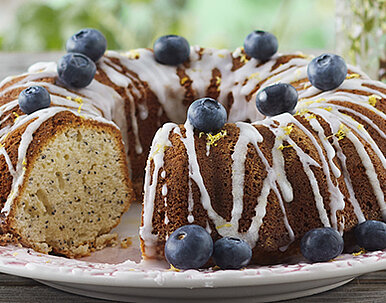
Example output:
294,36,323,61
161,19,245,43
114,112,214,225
0,52,385,302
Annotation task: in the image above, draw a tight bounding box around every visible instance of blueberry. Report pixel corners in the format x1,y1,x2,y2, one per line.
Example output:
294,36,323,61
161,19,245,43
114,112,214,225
164,224,213,270
154,35,190,65
300,227,344,263
307,53,347,91
66,28,107,62
354,220,386,251
244,30,278,61
256,83,298,116
187,98,227,133
57,53,96,88
213,237,252,269
18,86,51,114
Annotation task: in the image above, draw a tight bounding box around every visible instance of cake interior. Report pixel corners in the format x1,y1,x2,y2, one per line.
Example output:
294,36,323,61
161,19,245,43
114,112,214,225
10,125,131,257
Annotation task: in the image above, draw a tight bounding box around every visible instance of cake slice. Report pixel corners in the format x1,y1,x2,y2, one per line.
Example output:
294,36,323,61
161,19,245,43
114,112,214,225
0,110,133,257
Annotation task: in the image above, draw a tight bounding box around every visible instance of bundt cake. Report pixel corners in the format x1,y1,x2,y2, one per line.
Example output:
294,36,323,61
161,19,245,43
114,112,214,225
139,49,386,265
0,29,385,265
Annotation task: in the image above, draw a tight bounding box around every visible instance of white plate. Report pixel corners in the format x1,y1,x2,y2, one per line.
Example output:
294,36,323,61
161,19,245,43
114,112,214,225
0,203,385,302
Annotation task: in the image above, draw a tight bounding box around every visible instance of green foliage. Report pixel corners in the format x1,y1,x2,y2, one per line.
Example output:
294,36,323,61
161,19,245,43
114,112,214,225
0,0,335,51
2,0,189,51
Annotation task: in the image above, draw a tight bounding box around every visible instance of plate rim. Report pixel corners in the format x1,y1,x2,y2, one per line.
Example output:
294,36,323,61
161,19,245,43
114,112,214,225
0,245,385,289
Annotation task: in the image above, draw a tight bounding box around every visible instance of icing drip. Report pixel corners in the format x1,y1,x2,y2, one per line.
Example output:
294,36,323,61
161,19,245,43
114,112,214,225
162,183,168,225
231,122,296,248
175,121,226,229
140,123,175,249
125,88,143,154
345,131,386,220
187,179,194,224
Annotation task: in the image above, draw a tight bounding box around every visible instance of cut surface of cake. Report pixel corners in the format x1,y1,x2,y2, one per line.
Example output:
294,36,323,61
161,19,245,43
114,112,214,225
0,108,132,257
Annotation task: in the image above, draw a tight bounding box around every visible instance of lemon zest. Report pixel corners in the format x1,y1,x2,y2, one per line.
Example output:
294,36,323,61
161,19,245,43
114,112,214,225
283,124,293,135
368,94,381,106
149,143,168,160
301,98,325,107
352,248,366,256
346,73,360,79
304,113,316,121
278,144,293,150
13,111,20,122
294,108,309,117
248,72,261,80
216,223,232,229
180,77,189,85
335,124,349,141
240,53,249,64
168,264,180,272
74,96,83,104
200,130,227,148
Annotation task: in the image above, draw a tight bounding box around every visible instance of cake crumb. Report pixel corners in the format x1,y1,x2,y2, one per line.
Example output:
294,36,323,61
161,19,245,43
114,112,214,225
120,237,133,248
95,233,118,250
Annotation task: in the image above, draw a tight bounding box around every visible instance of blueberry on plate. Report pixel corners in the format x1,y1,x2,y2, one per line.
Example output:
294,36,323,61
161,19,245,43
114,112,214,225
153,35,190,65
244,30,278,61
164,224,213,270
256,83,298,116
66,28,107,62
300,227,344,263
213,237,252,269
354,220,386,251
18,86,51,114
187,98,227,133
57,53,96,88
307,53,347,91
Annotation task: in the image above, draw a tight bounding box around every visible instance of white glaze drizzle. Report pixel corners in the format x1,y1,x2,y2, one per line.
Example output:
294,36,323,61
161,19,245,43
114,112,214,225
140,123,175,247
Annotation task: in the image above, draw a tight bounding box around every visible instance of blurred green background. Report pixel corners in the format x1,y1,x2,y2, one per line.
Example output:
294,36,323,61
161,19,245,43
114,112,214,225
0,0,336,52
0,0,384,80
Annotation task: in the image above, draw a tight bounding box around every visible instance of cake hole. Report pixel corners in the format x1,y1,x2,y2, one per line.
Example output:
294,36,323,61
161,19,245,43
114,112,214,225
64,154,69,160
76,131,83,142
55,172,65,190
36,189,51,213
